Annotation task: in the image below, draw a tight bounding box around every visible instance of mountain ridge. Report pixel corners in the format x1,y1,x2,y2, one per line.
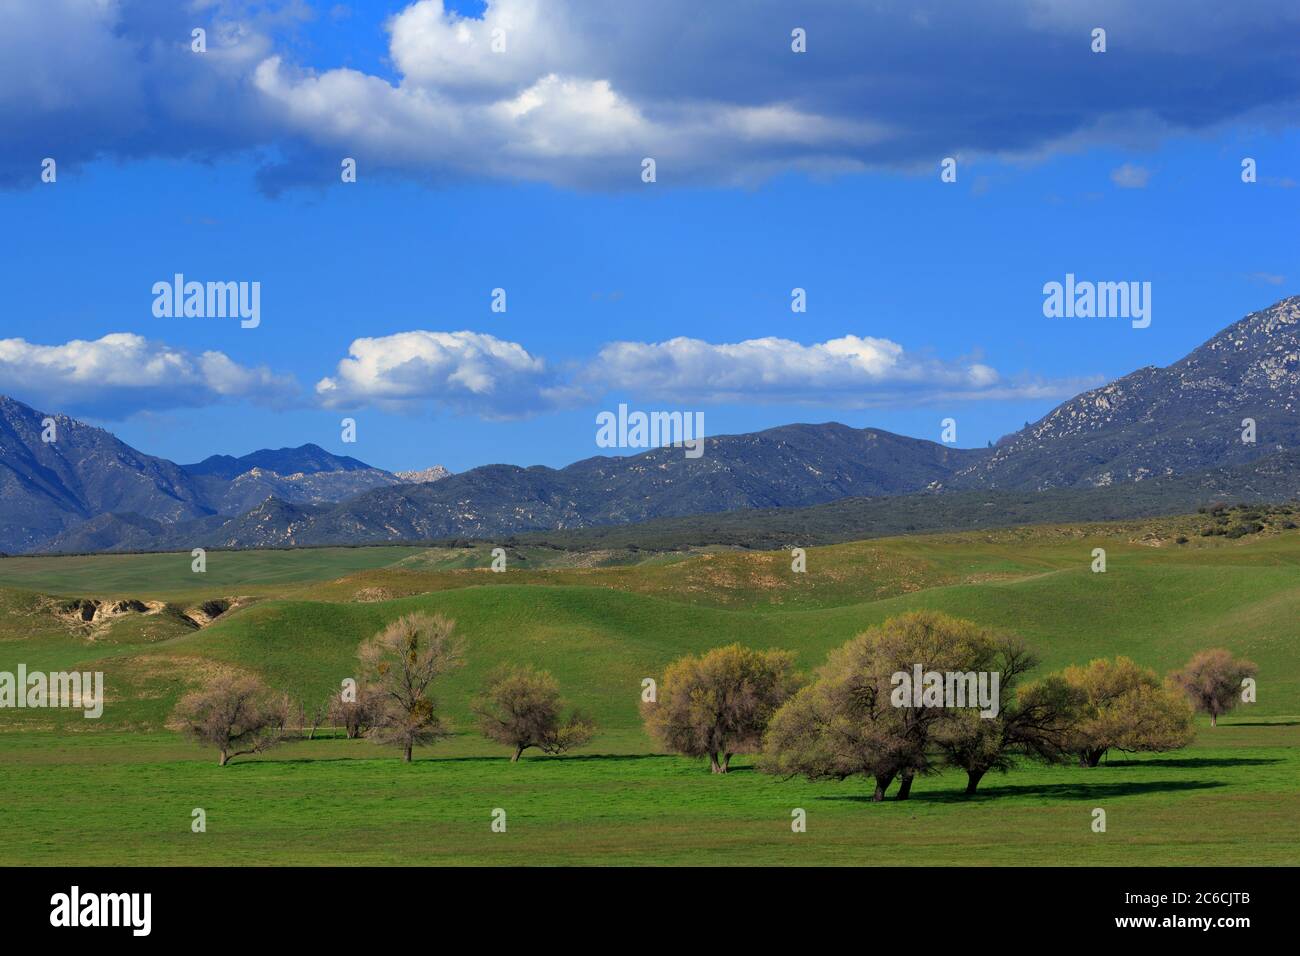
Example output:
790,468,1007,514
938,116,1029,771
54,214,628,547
5,295,1299,554
956,295,1300,489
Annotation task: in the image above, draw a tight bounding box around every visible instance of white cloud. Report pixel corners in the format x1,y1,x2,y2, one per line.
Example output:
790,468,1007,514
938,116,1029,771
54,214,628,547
0,333,299,418
0,328,1093,421
1110,163,1151,188
3,0,1299,190
315,329,1093,415
586,335,1088,406
388,0,567,93
315,330,582,417
251,53,884,189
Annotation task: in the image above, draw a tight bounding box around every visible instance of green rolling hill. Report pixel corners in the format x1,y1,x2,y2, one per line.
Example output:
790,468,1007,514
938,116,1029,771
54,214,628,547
2,514,1297,866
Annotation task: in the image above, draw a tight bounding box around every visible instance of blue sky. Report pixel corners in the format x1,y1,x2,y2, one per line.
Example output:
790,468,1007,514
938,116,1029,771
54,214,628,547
1,1,1298,473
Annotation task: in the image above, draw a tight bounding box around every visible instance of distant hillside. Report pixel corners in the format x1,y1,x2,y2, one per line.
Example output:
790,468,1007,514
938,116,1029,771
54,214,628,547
189,467,401,515
957,296,1300,490
494,449,1300,552
0,395,406,553
182,443,374,479
0,395,213,552
395,466,452,484
33,423,981,552
36,446,1300,558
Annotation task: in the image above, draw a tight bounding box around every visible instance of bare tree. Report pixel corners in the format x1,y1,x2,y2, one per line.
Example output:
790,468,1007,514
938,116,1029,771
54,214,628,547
328,683,383,739
1169,649,1258,727
359,613,464,762
643,644,800,773
172,675,289,766
474,666,597,761
292,697,329,740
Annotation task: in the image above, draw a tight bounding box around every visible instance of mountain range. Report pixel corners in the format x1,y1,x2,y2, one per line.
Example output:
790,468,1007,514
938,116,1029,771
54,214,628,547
956,296,1300,490
4,296,1298,555
0,400,450,554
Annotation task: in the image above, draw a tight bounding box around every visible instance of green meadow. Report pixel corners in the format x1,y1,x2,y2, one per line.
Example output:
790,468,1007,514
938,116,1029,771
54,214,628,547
2,518,1298,865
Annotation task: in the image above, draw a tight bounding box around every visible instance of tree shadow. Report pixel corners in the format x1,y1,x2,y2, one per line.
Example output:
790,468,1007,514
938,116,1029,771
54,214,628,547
818,778,1225,804
1104,756,1281,769
1222,721,1300,727
238,752,672,768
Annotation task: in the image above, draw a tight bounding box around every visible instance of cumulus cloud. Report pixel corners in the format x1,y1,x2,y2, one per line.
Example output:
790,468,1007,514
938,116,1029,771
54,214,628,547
585,335,1091,406
315,330,582,418
315,329,1094,415
0,333,299,419
0,328,1092,420
3,0,1299,190
0,0,276,187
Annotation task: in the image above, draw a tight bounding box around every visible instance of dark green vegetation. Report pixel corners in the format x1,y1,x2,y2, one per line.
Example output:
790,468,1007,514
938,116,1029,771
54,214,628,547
1,513,1298,865
512,471,1300,552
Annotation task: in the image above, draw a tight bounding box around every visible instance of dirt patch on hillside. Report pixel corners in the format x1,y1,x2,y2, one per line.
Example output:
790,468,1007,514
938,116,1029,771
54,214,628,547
50,597,167,634
183,598,240,626
47,595,249,637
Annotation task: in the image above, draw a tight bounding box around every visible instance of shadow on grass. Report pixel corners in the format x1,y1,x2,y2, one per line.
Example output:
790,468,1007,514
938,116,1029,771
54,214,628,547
1223,721,1300,727
1105,756,1281,769
818,779,1225,804
238,752,678,768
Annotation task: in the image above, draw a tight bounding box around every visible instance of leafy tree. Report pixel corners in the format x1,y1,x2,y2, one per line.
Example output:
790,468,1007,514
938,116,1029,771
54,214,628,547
328,682,384,739
359,613,464,762
1058,656,1194,766
172,675,289,766
474,666,596,761
643,643,800,773
932,641,1076,795
1169,649,1258,727
763,611,1002,800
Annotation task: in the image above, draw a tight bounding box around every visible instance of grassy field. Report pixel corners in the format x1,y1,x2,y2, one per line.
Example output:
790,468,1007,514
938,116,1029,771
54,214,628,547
3,727,1296,866
2,517,1298,865
0,546,429,600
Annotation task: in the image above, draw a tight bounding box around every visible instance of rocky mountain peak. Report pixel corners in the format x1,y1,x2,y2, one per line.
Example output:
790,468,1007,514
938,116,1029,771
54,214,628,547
396,466,452,484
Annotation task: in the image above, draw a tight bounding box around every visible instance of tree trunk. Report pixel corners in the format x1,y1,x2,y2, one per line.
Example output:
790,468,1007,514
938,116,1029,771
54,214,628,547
896,770,914,800
721,753,733,773
218,749,229,767
511,746,524,763
1081,748,1104,768
1211,712,1217,728
709,752,722,773
403,743,413,763
965,769,985,795
872,772,895,802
